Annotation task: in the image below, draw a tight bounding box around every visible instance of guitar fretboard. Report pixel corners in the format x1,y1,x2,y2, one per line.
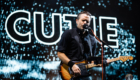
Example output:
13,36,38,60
85,63,101,69
84,56,133,69
108,58,119,63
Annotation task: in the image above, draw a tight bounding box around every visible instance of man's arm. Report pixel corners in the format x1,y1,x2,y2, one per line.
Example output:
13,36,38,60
57,52,81,76
57,52,70,64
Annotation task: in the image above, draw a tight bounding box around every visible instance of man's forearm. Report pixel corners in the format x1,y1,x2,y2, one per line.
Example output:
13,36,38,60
57,52,81,75
57,52,70,64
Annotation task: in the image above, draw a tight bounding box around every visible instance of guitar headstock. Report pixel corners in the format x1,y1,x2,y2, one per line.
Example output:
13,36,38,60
119,56,133,62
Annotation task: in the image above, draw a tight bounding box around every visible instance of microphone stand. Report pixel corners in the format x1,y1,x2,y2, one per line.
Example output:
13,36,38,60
100,40,114,80
100,40,114,51
86,28,114,80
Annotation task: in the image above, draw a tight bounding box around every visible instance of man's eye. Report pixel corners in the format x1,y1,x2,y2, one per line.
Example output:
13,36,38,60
86,21,89,23
82,20,89,23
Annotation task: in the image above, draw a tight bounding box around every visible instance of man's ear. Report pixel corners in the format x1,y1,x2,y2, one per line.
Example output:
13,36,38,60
76,19,78,24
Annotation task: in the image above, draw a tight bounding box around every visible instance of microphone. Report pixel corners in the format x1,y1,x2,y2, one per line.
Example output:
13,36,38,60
83,24,91,30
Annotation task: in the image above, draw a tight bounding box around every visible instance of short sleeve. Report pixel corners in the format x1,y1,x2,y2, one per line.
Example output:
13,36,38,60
57,30,71,53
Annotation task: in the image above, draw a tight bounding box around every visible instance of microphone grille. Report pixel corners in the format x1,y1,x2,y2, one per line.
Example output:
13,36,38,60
83,24,88,29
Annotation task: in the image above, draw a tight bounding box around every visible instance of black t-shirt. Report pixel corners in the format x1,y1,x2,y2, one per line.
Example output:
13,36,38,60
57,28,97,61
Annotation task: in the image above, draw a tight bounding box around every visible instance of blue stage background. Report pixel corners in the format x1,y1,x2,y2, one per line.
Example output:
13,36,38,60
0,0,139,80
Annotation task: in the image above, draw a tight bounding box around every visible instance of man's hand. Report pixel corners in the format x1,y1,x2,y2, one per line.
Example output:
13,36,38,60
91,61,94,63
106,59,111,64
71,64,81,77
91,60,102,67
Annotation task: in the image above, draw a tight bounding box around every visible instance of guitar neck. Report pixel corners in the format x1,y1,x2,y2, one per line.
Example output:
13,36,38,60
85,56,133,69
108,57,119,63
85,63,100,69
85,58,120,69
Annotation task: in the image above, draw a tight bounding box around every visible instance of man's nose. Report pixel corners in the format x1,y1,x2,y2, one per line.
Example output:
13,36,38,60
84,21,87,24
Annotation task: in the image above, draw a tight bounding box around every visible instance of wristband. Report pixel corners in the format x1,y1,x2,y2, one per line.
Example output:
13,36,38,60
68,61,75,68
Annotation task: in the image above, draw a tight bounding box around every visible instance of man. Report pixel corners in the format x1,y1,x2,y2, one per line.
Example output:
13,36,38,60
57,11,108,80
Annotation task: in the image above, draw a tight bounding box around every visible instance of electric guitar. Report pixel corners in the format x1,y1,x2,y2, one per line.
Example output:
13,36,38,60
60,56,133,80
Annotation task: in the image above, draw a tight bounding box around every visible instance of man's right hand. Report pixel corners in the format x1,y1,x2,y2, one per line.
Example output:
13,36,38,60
71,64,81,77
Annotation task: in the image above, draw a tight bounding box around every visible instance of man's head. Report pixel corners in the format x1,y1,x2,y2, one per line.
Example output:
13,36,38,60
76,11,92,30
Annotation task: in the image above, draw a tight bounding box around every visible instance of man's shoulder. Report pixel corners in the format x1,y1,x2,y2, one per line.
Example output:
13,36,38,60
61,28,76,38
66,28,76,31
63,28,76,34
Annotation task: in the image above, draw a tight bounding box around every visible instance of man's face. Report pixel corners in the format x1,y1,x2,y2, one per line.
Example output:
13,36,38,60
76,14,91,30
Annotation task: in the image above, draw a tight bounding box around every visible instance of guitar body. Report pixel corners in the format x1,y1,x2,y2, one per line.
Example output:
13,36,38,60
60,60,87,80
60,56,133,80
